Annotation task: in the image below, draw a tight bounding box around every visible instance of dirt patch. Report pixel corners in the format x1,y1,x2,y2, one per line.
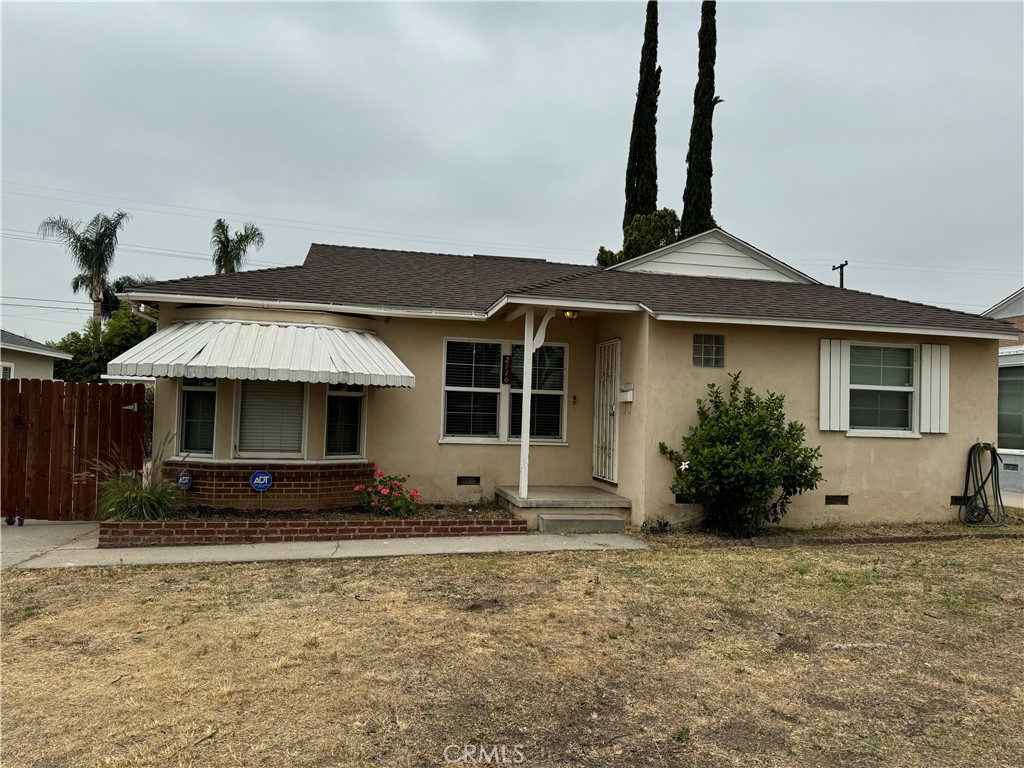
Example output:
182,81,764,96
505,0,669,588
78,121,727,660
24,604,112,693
2,540,1022,767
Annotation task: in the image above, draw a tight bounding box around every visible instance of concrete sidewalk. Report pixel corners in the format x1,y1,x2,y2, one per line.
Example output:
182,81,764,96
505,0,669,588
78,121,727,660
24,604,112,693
2,519,646,570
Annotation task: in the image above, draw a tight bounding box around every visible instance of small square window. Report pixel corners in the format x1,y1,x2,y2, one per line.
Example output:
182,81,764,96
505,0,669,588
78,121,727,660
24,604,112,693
693,334,724,368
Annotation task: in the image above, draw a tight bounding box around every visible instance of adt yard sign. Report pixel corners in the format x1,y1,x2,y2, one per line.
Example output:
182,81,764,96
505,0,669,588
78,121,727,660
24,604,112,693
175,469,193,491
250,471,273,492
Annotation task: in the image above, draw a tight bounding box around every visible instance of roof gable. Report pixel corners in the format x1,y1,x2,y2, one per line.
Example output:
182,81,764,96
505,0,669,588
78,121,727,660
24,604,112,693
984,286,1024,318
606,228,818,284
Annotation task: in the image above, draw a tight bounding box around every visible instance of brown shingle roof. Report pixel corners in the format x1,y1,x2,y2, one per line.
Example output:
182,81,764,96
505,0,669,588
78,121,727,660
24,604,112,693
133,244,598,313
129,243,1015,336
517,270,1014,335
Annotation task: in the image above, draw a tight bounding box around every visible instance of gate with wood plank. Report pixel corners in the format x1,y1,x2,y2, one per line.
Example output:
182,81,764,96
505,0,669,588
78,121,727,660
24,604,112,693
1,379,146,521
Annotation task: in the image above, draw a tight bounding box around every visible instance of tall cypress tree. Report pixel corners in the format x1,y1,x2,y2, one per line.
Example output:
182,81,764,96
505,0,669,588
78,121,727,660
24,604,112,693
678,0,723,240
622,1,661,232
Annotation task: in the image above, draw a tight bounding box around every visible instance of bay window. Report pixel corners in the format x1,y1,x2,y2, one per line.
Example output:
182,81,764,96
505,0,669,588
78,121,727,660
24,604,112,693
237,380,306,456
180,378,216,454
326,384,364,456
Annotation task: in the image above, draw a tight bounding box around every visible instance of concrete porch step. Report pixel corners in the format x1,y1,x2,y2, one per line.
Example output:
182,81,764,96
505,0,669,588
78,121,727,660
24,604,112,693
538,514,626,534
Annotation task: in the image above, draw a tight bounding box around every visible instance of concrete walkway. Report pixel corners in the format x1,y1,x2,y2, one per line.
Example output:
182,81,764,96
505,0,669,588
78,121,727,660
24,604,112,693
1,519,646,570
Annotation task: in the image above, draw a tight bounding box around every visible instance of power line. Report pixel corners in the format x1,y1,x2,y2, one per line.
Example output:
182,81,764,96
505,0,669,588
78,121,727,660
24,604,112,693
2,182,594,257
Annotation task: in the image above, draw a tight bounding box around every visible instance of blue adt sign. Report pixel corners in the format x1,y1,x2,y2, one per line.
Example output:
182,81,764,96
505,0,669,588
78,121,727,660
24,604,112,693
250,471,273,492
174,469,193,491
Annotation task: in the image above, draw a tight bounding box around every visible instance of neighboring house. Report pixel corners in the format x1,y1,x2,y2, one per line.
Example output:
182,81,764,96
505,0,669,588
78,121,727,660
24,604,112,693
108,229,1016,527
0,329,73,380
983,287,1024,494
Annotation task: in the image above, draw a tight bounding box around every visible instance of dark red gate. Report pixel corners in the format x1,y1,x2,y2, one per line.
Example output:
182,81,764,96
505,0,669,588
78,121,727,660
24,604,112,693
1,379,146,521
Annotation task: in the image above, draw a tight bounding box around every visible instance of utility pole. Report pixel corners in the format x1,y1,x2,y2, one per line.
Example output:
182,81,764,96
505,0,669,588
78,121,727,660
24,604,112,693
832,260,849,288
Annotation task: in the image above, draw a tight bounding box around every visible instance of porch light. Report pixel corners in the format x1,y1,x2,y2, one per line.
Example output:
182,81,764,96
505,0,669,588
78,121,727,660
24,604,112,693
562,310,580,321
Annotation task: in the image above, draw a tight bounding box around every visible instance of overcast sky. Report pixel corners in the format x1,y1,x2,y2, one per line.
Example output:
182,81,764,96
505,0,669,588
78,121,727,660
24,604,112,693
2,1,1022,343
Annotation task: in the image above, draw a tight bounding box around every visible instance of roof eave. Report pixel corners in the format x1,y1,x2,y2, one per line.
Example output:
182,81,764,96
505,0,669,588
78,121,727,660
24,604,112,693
649,312,1018,340
123,292,491,320
0,343,74,360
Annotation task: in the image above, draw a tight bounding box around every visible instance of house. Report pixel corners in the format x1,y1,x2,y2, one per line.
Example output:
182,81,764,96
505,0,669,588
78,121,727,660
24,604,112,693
0,329,73,380
983,287,1024,495
108,229,1017,527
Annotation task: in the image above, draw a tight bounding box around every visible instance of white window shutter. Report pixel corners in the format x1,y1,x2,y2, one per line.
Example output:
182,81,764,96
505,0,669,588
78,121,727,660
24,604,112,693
819,339,850,431
919,344,950,434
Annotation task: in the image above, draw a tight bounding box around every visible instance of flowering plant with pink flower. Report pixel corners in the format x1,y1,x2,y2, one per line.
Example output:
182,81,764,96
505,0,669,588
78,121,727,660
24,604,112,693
354,465,422,518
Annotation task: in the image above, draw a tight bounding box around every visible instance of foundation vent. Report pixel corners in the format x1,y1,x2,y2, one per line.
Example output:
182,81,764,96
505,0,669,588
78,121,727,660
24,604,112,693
950,495,965,506
824,495,849,506
457,476,481,486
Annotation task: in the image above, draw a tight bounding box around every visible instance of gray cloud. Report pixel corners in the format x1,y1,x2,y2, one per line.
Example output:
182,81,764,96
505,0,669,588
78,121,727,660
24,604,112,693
2,1,1021,342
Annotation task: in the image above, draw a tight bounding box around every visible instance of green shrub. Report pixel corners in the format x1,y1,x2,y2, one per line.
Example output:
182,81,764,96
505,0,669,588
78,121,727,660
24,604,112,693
98,471,185,521
659,373,823,536
354,466,422,519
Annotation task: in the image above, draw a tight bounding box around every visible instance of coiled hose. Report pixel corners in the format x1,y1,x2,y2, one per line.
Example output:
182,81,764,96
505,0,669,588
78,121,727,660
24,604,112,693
958,442,1007,525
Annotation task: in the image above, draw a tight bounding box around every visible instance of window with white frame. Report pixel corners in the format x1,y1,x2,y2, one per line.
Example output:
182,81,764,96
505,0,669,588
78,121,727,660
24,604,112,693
180,378,216,454
326,383,364,456
1,364,12,380
820,340,949,435
443,339,567,441
237,380,306,456
509,344,565,439
849,345,915,431
444,341,501,437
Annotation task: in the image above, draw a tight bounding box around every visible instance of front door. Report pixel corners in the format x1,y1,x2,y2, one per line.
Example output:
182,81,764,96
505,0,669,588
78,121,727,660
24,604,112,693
593,340,620,483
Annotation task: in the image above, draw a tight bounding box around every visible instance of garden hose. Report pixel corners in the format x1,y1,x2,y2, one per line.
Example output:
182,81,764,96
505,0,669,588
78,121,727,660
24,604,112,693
958,442,1007,526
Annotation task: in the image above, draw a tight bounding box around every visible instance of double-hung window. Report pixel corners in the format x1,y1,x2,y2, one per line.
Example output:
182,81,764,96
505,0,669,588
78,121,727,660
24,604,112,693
237,380,306,457
820,340,948,435
443,339,567,442
326,384,364,456
180,378,216,454
509,344,565,439
1,364,13,380
443,341,502,437
848,346,915,431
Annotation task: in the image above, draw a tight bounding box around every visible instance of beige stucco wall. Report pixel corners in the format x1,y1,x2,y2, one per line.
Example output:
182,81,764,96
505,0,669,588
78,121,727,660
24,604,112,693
148,301,1000,525
151,304,601,501
640,321,999,527
0,349,58,380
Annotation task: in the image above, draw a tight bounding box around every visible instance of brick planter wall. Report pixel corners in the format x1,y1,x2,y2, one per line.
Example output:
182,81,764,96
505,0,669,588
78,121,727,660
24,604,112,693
99,519,529,548
163,460,375,511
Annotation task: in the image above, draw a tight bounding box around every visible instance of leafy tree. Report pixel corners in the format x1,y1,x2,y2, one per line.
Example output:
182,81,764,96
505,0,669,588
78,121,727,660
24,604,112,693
623,1,661,232
659,373,823,536
38,210,132,320
678,1,723,241
51,303,156,382
100,274,155,319
211,218,265,274
596,208,680,267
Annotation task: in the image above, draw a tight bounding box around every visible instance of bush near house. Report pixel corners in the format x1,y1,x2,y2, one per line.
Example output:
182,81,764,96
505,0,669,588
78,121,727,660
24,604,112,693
660,373,823,536
355,467,422,519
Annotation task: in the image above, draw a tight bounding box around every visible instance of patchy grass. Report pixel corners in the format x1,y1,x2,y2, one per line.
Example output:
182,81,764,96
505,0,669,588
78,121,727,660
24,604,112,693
2,540,1022,767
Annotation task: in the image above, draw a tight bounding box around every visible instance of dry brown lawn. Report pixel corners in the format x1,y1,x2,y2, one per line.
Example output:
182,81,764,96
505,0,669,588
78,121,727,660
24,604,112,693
2,538,1022,767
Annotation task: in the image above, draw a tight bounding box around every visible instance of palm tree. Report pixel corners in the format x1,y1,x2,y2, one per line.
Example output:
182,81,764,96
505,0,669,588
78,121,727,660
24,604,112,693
210,219,265,275
38,210,132,320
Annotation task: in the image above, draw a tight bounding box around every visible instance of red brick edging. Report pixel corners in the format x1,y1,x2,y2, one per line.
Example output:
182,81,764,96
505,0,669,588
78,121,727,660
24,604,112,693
99,519,528,548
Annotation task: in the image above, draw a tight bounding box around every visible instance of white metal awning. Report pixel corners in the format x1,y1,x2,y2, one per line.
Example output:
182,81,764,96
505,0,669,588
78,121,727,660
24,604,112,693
107,321,416,387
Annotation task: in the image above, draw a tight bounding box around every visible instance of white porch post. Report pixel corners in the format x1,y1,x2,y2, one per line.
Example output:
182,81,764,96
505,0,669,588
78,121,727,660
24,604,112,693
518,307,555,500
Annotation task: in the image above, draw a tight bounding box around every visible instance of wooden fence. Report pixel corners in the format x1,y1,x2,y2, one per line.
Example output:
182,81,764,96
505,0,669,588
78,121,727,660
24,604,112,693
1,379,146,521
